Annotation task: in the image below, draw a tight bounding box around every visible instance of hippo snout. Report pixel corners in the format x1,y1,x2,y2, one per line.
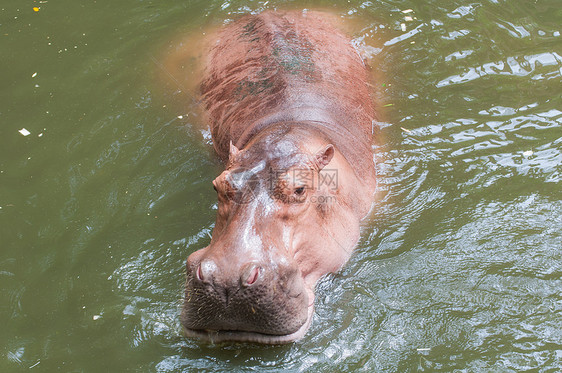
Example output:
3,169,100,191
181,249,310,338
195,259,263,289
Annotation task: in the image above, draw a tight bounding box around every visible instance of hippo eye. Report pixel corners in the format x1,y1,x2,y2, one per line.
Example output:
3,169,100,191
294,186,305,196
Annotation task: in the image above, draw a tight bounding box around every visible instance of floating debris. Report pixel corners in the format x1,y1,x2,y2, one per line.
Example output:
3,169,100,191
32,72,37,78
523,150,533,157
18,128,31,136
93,315,101,321
400,127,412,133
29,361,40,369
33,7,40,12
383,103,394,107
402,9,414,14
401,23,407,32
405,16,413,22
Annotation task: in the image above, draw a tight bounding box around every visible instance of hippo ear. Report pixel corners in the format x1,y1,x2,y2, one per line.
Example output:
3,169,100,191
229,141,240,161
315,144,335,170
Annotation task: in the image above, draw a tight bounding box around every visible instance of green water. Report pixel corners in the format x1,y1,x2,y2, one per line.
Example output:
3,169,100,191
1,0,560,371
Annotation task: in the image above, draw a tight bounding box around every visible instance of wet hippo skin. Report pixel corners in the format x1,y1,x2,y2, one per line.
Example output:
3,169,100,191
181,10,377,344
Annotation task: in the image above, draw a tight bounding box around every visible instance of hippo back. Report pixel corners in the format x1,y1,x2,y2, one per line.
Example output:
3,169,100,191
200,10,375,172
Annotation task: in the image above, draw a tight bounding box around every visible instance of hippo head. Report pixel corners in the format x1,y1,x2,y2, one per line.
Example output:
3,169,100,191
181,124,362,344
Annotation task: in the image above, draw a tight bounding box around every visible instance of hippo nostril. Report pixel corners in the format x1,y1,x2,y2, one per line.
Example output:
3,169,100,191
241,264,262,287
246,267,259,285
196,259,217,283
196,265,203,281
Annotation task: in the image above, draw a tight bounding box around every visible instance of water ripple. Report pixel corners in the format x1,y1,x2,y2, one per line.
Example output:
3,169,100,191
437,52,562,87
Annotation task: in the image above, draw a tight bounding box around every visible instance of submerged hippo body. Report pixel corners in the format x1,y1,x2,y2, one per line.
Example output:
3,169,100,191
181,10,376,344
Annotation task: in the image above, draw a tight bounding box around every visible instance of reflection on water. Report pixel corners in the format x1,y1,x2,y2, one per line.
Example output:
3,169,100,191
437,52,562,87
1,0,561,371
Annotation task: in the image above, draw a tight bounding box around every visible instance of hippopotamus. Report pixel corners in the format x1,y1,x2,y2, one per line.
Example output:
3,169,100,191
180,10,377,344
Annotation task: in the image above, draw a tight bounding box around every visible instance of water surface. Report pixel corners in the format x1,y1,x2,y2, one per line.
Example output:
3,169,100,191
1,0,561,371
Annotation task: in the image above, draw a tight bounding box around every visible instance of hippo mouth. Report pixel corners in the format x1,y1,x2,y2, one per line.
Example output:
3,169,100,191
182,302,314,344
182,252,316,344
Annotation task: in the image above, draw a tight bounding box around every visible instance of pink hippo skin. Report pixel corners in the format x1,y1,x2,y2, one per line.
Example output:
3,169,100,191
181,10,377,344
